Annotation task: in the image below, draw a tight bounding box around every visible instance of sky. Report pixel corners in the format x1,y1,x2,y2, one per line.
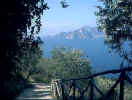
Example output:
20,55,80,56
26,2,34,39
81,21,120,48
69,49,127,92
40,0,102,36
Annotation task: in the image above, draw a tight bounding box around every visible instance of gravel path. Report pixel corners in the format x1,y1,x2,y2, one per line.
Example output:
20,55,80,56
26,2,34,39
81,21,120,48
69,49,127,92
16,83,53,100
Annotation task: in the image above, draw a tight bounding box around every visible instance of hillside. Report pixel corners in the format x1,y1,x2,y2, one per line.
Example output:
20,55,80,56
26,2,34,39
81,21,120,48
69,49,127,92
41,26,122,72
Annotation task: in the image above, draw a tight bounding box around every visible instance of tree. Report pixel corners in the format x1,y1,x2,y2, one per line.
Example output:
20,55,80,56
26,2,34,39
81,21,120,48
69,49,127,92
96,0,132,64
96,0,132,80
18,45,43,80
60,0,70,8
32,47,92,85
31,57,56,83
51,47,92,79
1,0,48,99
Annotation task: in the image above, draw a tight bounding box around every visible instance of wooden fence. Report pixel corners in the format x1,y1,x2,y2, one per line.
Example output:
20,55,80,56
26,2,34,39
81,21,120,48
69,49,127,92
51,79,61,97
51,67,132,100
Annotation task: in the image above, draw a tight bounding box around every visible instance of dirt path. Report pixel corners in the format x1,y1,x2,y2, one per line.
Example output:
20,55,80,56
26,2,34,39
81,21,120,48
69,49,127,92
16,83,53,100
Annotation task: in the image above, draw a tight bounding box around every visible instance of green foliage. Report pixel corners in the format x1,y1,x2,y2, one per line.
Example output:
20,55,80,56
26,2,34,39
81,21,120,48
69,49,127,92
31,58,55,83
32,47,92,82
95,77,132,100
18,45,43,80
96,0,132,62
1,0,48,99
60,0,70,8
51,47,92,79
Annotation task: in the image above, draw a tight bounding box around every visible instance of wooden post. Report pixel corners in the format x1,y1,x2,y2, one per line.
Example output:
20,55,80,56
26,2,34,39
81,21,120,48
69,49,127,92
56,82,61,96
61,81,66,100
90,79,94,100
55,83,57,96
51,80,56,96
73,80,76,100
120,71,125,100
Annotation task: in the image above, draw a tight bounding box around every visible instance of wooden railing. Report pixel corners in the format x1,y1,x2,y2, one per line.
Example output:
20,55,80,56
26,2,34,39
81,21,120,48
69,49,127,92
51,67,132,100
51,79,61,97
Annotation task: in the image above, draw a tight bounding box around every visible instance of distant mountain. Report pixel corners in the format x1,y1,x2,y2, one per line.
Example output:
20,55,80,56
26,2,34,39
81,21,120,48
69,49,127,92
62,26,104,39
43,26,104,40
41,26,122,72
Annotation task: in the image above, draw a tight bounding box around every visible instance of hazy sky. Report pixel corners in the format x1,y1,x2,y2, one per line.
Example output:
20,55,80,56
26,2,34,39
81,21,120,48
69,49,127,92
40,0,102,36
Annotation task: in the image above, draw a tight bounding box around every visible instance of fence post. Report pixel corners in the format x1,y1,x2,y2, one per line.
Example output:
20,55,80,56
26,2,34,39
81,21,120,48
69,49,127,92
61,80,66,100
120,71,125,100
90,78,94,100
73,80,76,100
52,80,56,97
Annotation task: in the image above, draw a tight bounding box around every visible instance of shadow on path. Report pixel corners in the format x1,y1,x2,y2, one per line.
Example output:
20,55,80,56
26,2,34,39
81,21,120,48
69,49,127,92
16,83,53,100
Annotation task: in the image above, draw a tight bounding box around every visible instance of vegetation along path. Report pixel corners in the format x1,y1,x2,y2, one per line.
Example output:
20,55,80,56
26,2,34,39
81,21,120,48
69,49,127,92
16,83,53,100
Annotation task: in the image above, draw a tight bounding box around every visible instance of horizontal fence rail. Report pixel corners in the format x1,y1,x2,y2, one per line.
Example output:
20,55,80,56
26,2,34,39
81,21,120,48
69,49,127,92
51,67,132,100
62,67,132,81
